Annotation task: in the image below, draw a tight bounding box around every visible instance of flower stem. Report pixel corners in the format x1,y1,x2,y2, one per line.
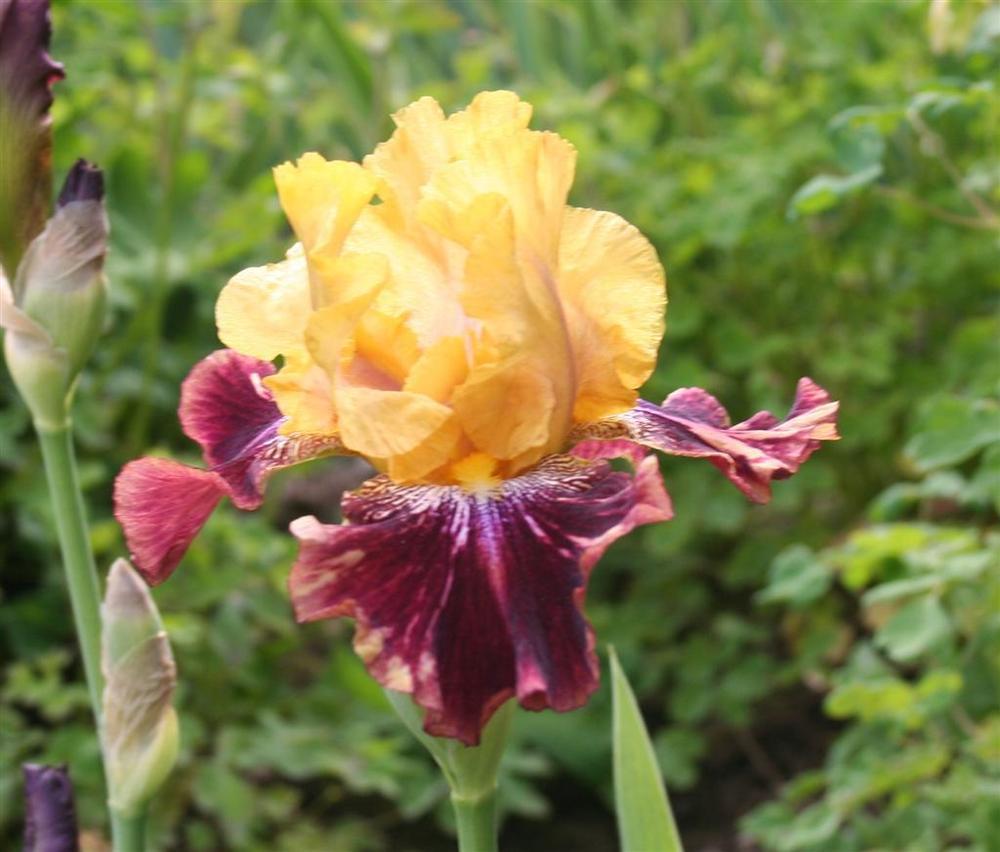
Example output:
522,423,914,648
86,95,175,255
37,426,149,851
37,424,104,723
384,691,512,852
110,808,147,852
451,790,498,852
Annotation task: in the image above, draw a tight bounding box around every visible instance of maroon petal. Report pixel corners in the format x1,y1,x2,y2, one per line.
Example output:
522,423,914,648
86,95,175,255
114,349,342,583
610,377,839,502
179,349,344,508
570,439,674,568
289,453,671,746
22,763,78,852
0,0,65,274
114,458,227,585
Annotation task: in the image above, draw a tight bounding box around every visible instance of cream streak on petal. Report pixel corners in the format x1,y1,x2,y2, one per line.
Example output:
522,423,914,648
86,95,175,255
289,452,671,745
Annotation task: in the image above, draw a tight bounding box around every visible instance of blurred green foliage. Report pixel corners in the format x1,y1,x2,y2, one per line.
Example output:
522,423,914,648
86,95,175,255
2,0,998,849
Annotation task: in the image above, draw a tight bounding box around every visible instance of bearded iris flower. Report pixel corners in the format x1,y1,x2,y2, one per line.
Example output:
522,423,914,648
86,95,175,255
115,92,838,745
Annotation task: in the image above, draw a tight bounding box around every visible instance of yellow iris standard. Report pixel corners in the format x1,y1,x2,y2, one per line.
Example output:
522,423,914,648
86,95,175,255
216,91,666,487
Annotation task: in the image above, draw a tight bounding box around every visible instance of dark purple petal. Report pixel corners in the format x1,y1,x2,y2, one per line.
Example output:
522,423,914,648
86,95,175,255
178,349,343,509
114,349,344,583
0,0,65,274
569,439,674,568
587,378,839,503
56,159,103,207
113,458,227,586
22,764,78,852
289,453,672,746
0,0,62,110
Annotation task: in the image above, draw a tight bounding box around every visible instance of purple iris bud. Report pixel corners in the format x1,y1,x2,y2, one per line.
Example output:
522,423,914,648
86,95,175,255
57,159,104,208
22,764,79,852
0,0,65,275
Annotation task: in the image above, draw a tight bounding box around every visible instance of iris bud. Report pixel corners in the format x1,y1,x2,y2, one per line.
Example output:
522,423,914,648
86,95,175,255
22,764,79,852
0,0,65,276
101,559,179,818
1,160,107,430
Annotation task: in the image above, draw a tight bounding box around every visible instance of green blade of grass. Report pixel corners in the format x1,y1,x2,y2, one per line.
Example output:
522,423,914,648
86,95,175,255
610,646,684,852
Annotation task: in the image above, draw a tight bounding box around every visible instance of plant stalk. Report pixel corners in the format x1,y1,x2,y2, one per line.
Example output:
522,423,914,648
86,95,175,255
110,808,147,852
451,790,498,852
39,425,148,851
37,424,104,723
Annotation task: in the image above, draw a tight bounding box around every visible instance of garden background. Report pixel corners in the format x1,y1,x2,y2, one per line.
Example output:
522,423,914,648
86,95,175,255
2,0,998,849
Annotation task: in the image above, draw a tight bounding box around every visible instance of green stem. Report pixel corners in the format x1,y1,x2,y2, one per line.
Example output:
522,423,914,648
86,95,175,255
110,808,147,852
451,791,498,852
37,424,104,724
39,425,151,851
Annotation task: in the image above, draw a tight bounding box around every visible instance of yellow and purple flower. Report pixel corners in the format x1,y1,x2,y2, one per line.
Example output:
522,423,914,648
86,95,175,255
115,92,838,744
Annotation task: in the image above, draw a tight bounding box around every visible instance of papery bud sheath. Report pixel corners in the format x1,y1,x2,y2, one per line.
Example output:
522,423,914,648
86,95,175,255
101,559,179,818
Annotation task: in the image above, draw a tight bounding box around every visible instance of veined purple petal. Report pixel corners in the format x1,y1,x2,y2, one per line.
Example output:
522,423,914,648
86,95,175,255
582,378,839,503
569,439,674,568
0,0,65,274
22,763,78,852
114,349,342,584
289,453,671,745
180,349,284,509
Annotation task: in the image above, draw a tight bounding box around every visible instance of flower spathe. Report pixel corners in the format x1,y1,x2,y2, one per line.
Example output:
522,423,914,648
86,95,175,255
115,91,839,745
0,0,65,277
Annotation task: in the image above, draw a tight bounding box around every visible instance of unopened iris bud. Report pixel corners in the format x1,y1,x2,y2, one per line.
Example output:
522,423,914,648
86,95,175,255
0,0,65,276
1,159,107,430
101,559,179,818
22,764,79,852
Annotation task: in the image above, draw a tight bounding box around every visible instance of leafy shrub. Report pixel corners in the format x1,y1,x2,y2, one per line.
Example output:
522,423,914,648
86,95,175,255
2,0,997,848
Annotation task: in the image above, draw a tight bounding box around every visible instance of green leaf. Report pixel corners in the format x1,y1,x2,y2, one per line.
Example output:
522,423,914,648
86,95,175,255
653,728,706,791
787,165,882,218
862,553,991,606
756,545,832,608
874,596,952,662
610,647,683,852
904,396,999,472
966,5,1000,54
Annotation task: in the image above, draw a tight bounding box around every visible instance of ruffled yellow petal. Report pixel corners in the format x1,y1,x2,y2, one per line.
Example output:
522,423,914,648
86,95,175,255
303,254,388,376
216,244,310,361
457,205,575,457
335,386,454,459
214,92,667,487
273,154,377,257
417,185,508,252
403,336,470,404
353,309,420,387
419,127,576,268
452,357,555,460
385,416,465,482
558,206,667,422
345,207,466,348
445,91,532,155
264,352,337,436
363,97,449,223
